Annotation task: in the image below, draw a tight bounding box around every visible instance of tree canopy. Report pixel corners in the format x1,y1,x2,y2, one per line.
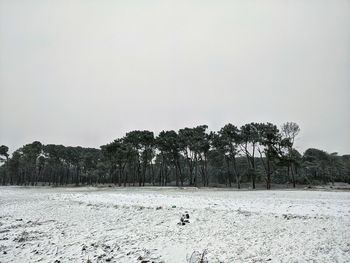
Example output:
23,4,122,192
0,122,349,189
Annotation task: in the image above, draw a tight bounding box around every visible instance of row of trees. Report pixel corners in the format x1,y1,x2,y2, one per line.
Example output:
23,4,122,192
0,122,349,189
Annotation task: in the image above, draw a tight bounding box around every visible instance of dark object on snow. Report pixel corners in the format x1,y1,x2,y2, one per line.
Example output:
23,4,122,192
178,212,190,225
138,256,150,262
188,249,208,263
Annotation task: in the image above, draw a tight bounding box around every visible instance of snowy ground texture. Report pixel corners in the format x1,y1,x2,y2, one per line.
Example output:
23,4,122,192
0,187,349,263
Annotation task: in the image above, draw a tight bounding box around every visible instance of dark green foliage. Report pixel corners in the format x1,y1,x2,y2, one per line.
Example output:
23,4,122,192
0,145,9,161
0,122,349,188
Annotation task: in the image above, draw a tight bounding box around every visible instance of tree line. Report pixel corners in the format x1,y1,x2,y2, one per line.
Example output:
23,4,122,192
0,122,349,189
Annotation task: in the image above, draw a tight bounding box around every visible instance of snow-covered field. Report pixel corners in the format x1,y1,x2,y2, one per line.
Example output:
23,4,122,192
0,187,349,263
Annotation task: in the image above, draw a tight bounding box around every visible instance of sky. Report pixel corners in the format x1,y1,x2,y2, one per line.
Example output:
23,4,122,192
0,0,349,155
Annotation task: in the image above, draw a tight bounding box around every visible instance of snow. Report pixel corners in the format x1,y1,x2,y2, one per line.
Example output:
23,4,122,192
0,187,349,262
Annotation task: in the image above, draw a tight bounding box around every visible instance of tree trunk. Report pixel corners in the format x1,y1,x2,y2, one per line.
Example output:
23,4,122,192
291,163,296,188
175,164,179,186
266,156,271,190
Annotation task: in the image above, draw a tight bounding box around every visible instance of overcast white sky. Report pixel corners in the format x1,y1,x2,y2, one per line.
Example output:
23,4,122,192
0,0,349,155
